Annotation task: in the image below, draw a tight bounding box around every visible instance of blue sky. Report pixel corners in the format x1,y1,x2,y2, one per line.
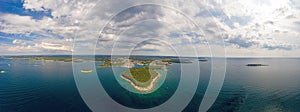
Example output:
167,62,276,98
0,0,300,57
0,0,52,19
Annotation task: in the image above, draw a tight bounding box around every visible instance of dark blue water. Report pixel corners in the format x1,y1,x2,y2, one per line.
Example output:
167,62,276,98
0,57,300,112
208,58,300,112
0,58,90,112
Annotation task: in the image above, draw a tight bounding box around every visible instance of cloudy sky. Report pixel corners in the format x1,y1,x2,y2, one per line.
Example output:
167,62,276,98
0,0,300,57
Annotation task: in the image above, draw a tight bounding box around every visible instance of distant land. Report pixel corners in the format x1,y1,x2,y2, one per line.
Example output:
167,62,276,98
1,55,195,65
246,64,268,66
0,55,186,93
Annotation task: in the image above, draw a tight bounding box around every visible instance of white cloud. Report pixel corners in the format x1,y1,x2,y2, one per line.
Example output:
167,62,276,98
12,39,23,44
0,0,300,56
39,42,72,51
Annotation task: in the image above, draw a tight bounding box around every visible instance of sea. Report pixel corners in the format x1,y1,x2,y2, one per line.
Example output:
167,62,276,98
0,56,300,112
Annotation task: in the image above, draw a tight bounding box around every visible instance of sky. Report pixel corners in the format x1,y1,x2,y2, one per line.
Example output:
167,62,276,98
0,0,300,57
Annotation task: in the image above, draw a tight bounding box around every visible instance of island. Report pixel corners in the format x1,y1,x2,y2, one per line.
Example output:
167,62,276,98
197,57,208,62
81,69,93,73
120,67,161,92
246,64,268,66
198,59,208,62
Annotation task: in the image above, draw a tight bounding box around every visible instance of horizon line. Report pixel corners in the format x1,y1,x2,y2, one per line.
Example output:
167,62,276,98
1,54,300,58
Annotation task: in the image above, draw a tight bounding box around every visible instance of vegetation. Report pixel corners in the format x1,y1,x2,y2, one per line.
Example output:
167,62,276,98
7,56,84,62
35,57,72,62
121,67,159,88
4,56,180,67
129,67,152,82
99,61,125,67
99,61,112,67
162,58,192,63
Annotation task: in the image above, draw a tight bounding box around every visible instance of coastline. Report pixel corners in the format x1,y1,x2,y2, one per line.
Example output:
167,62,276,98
80,69,92,73
121,71,161,92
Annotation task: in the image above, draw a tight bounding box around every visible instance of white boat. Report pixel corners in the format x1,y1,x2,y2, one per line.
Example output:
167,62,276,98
0,70,5,74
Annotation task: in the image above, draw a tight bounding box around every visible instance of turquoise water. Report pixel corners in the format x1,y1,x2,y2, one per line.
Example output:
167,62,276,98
106,64,167,94
1,57,300,111
97,62,180,109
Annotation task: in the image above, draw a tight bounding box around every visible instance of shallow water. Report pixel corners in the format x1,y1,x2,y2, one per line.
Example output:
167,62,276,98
0,57,300,112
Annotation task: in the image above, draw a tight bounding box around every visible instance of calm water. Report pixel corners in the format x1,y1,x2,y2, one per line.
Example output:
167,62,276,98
0,57,300,112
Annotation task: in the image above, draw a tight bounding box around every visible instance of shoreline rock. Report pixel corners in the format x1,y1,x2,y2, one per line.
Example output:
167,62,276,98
121,72,161,92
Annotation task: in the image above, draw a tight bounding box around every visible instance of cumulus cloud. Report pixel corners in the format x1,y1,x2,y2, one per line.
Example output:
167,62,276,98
0,0,300,56
39,42,72,51
133,39,164,51
12,39,24,44
226,36,257,48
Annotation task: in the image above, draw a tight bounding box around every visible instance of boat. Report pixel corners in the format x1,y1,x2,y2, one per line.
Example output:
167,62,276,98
0,70,5,74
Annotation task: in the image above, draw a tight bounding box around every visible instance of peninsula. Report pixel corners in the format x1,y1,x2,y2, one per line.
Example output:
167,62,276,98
120,67,161,92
